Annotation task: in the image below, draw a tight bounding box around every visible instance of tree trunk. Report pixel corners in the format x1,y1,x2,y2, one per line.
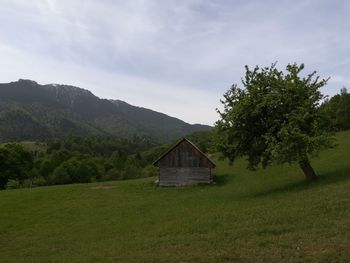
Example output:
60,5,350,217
299,159,317,181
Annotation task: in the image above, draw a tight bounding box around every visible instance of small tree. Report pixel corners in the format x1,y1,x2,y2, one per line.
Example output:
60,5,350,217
215,63,334,180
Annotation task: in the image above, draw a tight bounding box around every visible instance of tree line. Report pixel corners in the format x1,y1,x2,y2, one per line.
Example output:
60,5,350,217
0,136,161,189
0,132,213,190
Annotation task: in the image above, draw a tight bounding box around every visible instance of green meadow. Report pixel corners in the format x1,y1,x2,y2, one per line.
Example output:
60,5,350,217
0,131,349,262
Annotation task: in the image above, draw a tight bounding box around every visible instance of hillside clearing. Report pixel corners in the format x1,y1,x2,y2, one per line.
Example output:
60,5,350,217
0,132,349,262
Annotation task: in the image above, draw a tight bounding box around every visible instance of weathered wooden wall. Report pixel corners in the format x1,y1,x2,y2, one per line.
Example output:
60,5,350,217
159,167,212,186
157,140,215,168
156,139,214,186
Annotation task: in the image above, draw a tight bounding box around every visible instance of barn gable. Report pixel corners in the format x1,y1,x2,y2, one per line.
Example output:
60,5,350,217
153,138,215,168
153,138,216,186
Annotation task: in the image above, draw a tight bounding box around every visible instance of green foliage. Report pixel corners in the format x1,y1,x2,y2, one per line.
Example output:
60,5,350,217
104,168,124,181
5,179,20,189
215,63,334,179
45,156,102,185
143,165,159,177
31,175,47,187
186,130,214,153
124,166,144,180
322,88,350,131
141,143,171,165
0,135,165,189
124,155,144,180
50,165,71,185
0,107,50,141
0,143,34,189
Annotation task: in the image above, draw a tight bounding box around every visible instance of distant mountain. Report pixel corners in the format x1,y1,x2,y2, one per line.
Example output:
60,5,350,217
0,79,211,142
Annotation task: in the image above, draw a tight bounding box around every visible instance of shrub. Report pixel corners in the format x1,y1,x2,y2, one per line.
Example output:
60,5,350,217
50,165,71,185
105,168,124,181
32,176,47,187
124,165,144,180
143,165,158,177
6,179,21,189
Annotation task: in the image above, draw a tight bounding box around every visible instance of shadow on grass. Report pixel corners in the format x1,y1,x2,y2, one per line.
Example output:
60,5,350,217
252,167,350,198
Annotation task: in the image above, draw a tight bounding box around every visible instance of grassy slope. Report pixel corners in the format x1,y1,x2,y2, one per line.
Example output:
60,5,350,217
0,132,349,263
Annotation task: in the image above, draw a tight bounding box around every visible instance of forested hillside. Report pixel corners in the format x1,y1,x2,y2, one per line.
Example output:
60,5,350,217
0,79,211,142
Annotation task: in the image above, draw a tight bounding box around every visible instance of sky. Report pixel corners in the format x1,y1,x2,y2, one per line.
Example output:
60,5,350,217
0,0,349,125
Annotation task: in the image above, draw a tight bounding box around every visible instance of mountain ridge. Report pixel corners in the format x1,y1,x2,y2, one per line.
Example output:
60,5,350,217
0,79,211,142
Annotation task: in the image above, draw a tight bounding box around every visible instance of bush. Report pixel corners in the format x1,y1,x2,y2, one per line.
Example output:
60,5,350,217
50,165,71,185
32,176,47,187
143,165,158,177
104,168,124,181
124,165,144,180
6,179,21,189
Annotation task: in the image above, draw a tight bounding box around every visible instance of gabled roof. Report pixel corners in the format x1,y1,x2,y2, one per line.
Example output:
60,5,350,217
153,137,216,167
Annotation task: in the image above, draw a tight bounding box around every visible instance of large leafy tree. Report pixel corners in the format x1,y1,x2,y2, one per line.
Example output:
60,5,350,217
215,63,334,180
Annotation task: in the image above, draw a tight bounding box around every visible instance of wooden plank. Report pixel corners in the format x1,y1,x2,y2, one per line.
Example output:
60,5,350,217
159,167,212,186
157,140,215,168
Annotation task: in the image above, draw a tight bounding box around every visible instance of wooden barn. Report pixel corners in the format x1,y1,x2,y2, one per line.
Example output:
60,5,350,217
153,138,216,186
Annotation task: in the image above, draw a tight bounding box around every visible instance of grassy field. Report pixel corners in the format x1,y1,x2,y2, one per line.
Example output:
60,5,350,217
0,132,349,262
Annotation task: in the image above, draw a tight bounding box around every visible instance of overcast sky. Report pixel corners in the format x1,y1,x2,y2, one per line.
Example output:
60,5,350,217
0,0,349,125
